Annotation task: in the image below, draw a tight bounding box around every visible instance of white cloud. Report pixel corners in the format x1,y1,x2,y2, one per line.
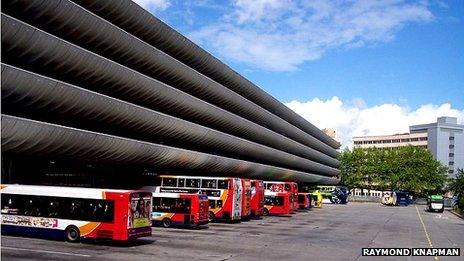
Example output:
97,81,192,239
285,97,464,149
189,0,434,71
134,0,171,11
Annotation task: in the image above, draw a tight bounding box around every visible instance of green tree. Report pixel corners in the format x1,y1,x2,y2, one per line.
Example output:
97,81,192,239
340,146,447,196
448,169,464,210
339,147,366,192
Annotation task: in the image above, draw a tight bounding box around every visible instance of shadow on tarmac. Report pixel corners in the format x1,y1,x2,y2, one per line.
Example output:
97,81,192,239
83,238,155,247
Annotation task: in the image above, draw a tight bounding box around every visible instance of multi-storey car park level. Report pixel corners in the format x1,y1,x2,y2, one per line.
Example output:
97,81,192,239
1,0,340,187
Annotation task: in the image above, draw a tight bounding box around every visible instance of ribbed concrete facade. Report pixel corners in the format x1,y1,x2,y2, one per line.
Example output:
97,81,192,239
1,0,340,184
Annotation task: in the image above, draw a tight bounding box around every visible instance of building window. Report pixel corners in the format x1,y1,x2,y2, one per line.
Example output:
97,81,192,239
449,169,454,174
411,138,419,141
449,136,455,141
419,137,428,141
449,153,454,158
449,161,454,166
401,139,410,142
449,145,455,149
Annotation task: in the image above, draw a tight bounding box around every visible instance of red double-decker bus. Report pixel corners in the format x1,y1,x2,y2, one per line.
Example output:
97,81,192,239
263,191,292,216
1,185,152,242
250,180,264,218
149,175,242,221
298,193,312,209
151,193,209,228
241,179,251,220
264,181,298,212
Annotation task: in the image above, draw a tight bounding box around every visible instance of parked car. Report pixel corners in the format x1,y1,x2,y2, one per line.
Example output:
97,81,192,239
393,191,411,206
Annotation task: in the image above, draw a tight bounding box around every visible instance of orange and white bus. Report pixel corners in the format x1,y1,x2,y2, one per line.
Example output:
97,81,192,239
151,176,243,221
263,191,292,216
298,193,312,209
0,184,152,242
263,181,298,212
241,179,251,220
151,193,209,228
250,180,264,218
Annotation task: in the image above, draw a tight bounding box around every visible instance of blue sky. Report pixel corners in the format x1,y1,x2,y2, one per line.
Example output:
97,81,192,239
135,0,463,147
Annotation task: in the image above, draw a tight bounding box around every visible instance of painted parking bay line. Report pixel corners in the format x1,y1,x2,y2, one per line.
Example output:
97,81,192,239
1,246,91,257
415,205,439,261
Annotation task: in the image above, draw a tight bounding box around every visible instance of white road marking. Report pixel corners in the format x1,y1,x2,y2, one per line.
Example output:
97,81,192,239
415,206,439,261
434,214,448,220
1,246,91,257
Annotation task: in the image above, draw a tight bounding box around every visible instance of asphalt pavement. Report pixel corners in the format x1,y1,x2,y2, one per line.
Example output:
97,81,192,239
1,203,463,261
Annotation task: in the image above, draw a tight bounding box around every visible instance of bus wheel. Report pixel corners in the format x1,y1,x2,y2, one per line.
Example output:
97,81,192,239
263,208,269,216
209,211,215,222
65,225,80,242
161,218,172,228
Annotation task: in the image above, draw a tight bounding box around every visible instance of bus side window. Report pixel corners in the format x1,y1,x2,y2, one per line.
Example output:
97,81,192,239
23,196,44,217
186,179,200,188
174,198,190,213
69,199,83,220
264,196,272,205
48,200,60,217
84,200,98,220
162,178,177,187
201,179,216,189
1,194,21,214
178,178,185,187
165,198,176,212
152,197,162,212
98,200,114,222
217,180,229,189
209,200,216,209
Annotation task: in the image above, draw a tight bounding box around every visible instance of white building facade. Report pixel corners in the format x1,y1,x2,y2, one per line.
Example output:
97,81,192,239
410,117,464,178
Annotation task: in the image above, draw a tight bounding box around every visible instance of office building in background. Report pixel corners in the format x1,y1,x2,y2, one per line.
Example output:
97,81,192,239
353,117,463,178
410,117,463,178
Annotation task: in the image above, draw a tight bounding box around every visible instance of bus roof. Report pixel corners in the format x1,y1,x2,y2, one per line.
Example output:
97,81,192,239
429,195,443,200
0,184,144,199
263,181,286,184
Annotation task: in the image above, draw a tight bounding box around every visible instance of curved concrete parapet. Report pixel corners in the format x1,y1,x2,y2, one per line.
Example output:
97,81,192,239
2,0,339,158
70,0,341,149
1,14,339,167
1,115,340,184
1,64,339,176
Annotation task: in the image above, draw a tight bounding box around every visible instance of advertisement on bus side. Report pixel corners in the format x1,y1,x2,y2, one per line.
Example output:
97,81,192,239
129,193,151,228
